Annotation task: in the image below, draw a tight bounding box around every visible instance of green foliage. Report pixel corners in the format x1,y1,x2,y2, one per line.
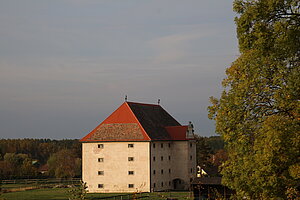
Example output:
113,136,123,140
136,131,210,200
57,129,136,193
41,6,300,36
0,139,81,179
67,181,87,200
195,135,212,167
48,149,79,178
208,0,300,199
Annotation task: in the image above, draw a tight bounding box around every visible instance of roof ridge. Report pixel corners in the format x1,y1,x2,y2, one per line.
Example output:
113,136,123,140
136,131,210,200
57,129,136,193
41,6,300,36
126,101,160,107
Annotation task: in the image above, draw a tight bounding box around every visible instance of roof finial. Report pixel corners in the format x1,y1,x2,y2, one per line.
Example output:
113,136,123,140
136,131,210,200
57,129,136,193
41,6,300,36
125,95,128,102
158,99,160,105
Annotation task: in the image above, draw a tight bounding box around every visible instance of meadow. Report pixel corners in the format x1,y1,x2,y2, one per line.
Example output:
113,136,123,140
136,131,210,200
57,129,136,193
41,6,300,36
1,186,193,200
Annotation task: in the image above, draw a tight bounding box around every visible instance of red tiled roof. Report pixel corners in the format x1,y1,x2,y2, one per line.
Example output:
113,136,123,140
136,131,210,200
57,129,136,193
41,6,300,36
80,102,193,142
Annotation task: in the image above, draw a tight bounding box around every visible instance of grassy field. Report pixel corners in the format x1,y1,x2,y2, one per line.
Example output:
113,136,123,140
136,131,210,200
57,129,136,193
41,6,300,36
1,188,193,200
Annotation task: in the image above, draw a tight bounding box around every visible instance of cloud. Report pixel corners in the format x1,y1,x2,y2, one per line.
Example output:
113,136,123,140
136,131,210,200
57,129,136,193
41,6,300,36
148,30,214,64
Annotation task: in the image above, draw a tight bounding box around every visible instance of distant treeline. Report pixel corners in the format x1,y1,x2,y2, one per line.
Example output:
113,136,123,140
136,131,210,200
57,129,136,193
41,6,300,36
0,139,81,179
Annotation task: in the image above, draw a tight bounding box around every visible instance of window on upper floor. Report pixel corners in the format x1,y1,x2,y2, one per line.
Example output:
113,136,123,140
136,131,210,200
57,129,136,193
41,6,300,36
161,182,164,187
128,184,134,188
153,143,155,148
98,184,104,188
168,156,171,160
168,143,171,148
161,143,163,148
161,169,164,174
153,156,156,161
98,144,104,148
128,144,134,148
128,157,134,161
153,170,156,175
161,156,163,161
153,183,156,188
98,171,104,175
190,155,192,160
169,169,171,174
98,158,104,162
190,143,192,147
128,171,134,175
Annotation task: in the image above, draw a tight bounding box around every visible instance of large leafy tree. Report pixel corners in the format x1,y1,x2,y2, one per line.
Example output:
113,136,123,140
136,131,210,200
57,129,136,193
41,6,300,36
208,0,300,199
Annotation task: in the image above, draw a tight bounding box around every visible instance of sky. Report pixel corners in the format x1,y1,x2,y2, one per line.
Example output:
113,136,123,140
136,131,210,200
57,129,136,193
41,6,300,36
0,0,239,139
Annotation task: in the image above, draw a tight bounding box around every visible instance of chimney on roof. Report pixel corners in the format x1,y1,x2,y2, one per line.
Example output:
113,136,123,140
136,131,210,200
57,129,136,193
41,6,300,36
125,95,128,102
158,99,160,105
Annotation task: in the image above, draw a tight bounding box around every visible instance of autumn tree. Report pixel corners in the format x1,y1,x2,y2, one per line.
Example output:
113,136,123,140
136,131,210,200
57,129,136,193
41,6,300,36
48,149,78,178
208,0,300,199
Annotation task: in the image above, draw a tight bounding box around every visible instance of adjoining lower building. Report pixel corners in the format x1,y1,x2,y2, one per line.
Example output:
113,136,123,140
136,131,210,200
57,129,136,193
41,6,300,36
80,101,196,193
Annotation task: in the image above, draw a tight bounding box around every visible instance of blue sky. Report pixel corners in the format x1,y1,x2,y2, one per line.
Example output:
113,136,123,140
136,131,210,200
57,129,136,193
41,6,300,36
0,0,238,139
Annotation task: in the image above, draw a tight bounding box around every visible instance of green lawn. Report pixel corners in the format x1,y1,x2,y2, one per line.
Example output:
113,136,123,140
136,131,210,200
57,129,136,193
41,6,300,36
1,188,193,200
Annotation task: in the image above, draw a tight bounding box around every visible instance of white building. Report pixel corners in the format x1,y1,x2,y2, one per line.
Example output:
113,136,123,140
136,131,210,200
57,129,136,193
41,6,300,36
80,101,196,193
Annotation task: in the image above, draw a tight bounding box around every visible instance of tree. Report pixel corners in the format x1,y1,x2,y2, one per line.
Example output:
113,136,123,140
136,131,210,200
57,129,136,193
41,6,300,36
208,0,300,199
48,149,77,178
195,135,212,168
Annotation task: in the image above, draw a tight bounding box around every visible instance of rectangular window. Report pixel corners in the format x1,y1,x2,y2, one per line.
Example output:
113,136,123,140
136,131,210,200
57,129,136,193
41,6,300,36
98,144,104,148
190,155,192,160
161,169,164,174
153,170,156,175
153,183,156,188
190,168,193,173
128,157,134,161
128,171,134,175
153,156,156,161
161,143,163,148
161,182,164,187
153,143,155,148
98,171,104,175
128,144,134,148
190,143,192,147
128,184,134,188
168,143,171,148
161,156,163,161
98,158,104,162
168,156,171,160
169,169,171,174
169,181,171,186
98,184,104,188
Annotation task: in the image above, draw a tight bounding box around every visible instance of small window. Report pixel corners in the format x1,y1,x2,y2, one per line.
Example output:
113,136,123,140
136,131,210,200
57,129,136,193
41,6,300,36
98,158,104,162
153,156,156,161
98,144,104,148
190,155,192,160
190,168,193,173
153,170,156,175
98,171,104,175
169,169,171,174
128,144,134,148
168,156,171,160
153,143,156,148
161,169,164,174
161,182,164,187
153,183,156,188
190,143,192,147
128,157,134,161
98,184,104,188
128,184,134,188
190,178,193,182
161,143,163,148
169,181,171,186
128,171,134,175
168,143,171,148
161,156,163,161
